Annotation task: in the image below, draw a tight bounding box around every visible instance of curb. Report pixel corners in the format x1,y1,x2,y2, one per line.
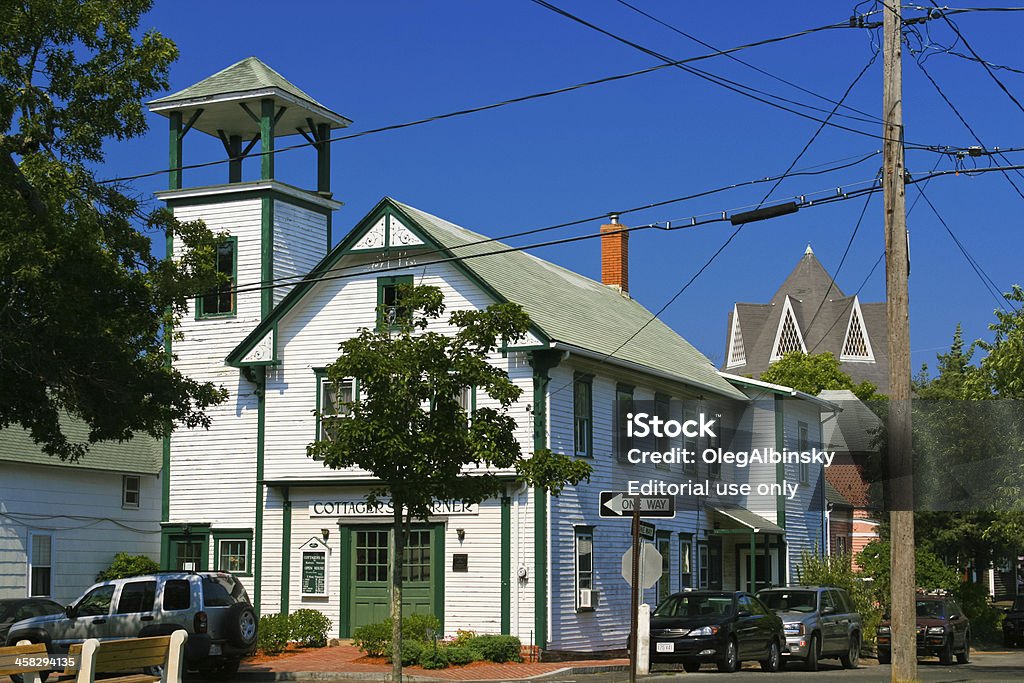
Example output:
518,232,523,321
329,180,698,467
235,664,629,682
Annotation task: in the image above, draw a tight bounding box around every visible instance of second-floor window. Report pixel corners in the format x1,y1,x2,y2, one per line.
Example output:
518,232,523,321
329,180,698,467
574,374,592,457
377,275,413,330
320,376,355,441
798,421,810,484
198,238,237,317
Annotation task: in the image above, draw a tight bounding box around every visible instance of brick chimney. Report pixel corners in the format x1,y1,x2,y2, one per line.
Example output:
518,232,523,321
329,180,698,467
600,216,629,295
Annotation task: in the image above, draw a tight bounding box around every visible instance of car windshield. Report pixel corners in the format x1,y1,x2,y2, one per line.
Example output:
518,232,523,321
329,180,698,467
758,591,818,613
916,600,944,619
654,594,734,618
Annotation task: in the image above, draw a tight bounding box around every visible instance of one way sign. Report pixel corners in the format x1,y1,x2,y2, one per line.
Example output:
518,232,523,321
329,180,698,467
599,491,676,518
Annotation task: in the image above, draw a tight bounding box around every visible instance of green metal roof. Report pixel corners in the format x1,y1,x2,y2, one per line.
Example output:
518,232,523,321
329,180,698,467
227,197,744,400
151,56,324,108
392,201,745,400
0,421,161,475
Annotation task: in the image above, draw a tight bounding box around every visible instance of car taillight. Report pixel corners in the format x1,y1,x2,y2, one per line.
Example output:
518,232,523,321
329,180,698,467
195,611,208,633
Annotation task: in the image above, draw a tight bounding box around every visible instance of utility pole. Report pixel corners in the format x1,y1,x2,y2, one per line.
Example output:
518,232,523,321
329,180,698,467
883,3,915,683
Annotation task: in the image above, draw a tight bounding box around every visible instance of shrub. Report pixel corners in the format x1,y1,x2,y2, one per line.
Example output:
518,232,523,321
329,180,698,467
384,639,425,665
290,609,332,647
95,553,160,581
258,613,290,655
352,621,391,658
403,613,442,642
467,634,521,663
418,647,448,669
443,645,481,665
957,581,1003,642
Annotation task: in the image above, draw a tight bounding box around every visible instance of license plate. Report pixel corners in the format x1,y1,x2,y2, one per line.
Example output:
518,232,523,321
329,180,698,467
656,642,674,653
209,644,222,656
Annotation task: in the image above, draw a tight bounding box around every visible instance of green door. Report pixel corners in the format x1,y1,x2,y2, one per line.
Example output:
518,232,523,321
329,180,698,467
349,527,437,631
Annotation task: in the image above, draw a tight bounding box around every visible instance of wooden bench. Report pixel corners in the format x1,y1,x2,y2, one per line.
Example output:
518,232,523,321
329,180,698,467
64,632,188,683
0,641,49,683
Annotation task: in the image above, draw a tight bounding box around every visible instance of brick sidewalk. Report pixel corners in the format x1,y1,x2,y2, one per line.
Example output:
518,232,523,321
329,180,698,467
238,644,629,681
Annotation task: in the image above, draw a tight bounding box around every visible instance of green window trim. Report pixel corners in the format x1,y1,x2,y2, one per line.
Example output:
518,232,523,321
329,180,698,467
573,373,593,458
196,236,238,319
161,524,211,572
376,275,414,331
615,383,634,462
683,404,698,476
213,528,254,577
657,530,672,602
314,369,359,445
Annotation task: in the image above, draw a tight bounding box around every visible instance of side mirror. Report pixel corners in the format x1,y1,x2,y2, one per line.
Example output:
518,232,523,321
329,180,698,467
65,605,76,619
737,610,752,618
822,606,836,615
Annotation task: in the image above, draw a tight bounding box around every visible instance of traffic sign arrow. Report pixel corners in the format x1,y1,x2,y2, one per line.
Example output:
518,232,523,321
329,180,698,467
599,491,675,518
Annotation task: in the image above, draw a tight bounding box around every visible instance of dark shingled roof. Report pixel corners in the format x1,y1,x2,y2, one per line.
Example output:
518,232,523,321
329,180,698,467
719,246,890,393
0,420,161,474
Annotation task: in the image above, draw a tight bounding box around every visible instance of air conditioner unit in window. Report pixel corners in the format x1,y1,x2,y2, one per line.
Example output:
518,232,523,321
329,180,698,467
579,588,596,609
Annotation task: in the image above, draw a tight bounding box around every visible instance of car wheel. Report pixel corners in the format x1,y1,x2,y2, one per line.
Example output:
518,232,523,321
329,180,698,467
682,661,700,673
805,633,819,672
939,637,954,665
226,603,258,648
877,649,891,665
840,633,861,669
760,639,781,672
201,659,241,680
956,633,970,665
717,638,738,674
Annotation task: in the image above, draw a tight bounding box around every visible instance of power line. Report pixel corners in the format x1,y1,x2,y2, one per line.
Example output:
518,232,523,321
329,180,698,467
202,150,883,295
926,0,1024,116
912,183,1016,312
527,0,945,148
613,0,884,124
913,58,1024,201
98,19,859,186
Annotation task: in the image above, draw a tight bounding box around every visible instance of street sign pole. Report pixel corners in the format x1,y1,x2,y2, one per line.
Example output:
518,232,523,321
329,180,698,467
629,500,640,683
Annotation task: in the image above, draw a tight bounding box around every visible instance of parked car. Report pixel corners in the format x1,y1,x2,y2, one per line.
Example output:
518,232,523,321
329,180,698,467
1003,595,1024,647
757,585,863,671
649,590,784,673
876,594,970,665
0,598,64,644
6,572,257,679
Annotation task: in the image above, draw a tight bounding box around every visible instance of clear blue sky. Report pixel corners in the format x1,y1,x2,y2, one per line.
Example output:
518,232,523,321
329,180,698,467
105,1,1024,372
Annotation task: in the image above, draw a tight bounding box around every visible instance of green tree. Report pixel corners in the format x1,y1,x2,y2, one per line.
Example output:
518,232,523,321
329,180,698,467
857,540,960,608
95,552,160,581
1,1,226,460
307,285,590,682
979,285,1024,398
759,351,879,400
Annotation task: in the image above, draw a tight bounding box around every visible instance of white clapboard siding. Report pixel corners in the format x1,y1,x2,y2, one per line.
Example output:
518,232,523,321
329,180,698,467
168,200,262,529
741,396,781,523
783,400,827,579
0,463,160,603
273,202,328,306
443,498,504,634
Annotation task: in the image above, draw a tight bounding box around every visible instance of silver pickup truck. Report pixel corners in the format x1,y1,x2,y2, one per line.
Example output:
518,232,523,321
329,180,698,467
756,585,863,671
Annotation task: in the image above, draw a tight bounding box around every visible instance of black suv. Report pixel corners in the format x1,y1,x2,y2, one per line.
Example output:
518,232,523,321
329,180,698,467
877,594,970,665
6,572,257,678
1003,595,1024,647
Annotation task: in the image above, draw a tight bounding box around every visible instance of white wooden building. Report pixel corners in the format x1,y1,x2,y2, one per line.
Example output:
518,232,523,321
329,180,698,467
148,57,834,653
0,423,161,604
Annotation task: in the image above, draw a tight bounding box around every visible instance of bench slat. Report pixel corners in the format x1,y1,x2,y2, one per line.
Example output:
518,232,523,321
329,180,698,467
0,643,50,676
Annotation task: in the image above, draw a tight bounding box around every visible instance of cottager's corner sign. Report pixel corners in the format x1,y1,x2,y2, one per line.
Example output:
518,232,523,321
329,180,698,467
310,498,479,517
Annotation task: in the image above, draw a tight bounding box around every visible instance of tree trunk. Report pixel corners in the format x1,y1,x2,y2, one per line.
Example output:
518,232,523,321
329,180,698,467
391,503,404,683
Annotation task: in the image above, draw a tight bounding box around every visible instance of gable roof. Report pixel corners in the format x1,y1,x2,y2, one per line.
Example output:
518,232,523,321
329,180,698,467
0,421,161,475
228,197,745,400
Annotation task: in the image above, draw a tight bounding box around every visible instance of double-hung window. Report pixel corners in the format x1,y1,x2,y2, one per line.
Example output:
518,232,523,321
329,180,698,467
29,534,52,597
654,393,671,471
197,237,237,318
683,405,698,476
122,475,140,509
798,421,810,484
573,374,592,457
615,384,634,460
575,526,594,610
377,275,413,330
318,374,356,442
